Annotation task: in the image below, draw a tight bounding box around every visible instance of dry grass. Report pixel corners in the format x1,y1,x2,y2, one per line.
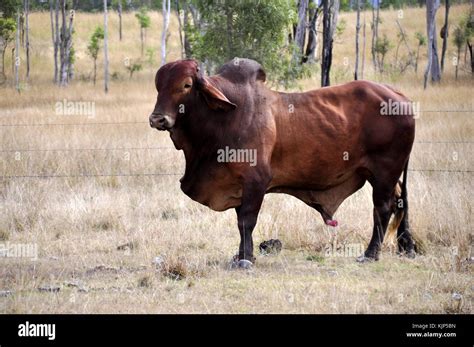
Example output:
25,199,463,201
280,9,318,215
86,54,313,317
0,5,472,314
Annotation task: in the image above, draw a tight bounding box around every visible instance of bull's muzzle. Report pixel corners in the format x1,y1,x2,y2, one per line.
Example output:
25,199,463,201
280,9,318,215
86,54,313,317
149,113,173,131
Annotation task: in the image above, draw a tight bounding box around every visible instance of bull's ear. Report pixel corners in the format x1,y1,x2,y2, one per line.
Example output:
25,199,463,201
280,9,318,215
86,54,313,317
198,76,237,111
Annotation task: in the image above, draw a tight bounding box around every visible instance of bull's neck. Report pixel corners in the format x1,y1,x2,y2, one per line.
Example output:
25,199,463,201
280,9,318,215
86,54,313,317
169,100,231,162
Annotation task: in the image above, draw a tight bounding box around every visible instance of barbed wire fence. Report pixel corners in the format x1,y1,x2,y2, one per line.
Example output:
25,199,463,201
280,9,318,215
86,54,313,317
0,114,473,180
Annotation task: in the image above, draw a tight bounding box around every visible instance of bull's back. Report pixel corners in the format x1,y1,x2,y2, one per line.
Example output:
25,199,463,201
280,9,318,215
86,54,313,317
268,80,414,189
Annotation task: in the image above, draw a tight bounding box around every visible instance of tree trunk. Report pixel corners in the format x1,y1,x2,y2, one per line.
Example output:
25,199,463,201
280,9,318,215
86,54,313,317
321,0,339,87
54,0,60,84
225,5,234,61
361,1,366,79
468,42,474,74
176,0,185,59
48,0,56,83
354,0,361,80
140,27,144,56
415,44,420,73
93,58,97,85
104,0,109,93
161,0,170,66
15,12,20,92
24,0,30,81
182,2,192,58
396,20,416,71
295,0,308,60
455,45,460,79
304,0,319,63
440,0,449,72
66,8,74,82
118,0,122,41
424,0,441,89
59,0,67,86
371,1,379,72
1,46,6,80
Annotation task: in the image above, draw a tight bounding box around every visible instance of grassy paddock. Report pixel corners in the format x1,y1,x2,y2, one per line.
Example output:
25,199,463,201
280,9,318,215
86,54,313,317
0,5,472,313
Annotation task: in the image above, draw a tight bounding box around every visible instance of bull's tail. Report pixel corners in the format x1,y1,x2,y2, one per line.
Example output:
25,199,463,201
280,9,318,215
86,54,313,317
385,160,409,243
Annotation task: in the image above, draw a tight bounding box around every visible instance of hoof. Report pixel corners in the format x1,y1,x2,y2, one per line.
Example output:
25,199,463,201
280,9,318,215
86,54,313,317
356,254,377,263
237,259,253,269
398,249,416,259
230,256,253,270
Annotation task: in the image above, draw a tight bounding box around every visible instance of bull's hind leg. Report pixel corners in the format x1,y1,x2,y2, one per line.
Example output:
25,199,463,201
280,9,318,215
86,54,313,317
396,208,415,258
395,169,415,258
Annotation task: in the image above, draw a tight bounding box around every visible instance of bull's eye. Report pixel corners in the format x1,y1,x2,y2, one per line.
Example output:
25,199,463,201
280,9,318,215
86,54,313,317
184,83,192,89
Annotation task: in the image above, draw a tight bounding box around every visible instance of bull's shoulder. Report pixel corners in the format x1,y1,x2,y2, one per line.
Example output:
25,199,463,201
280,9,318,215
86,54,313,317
216,58,266,85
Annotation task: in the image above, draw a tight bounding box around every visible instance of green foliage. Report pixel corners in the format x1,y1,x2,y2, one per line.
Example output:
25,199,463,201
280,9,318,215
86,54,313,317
87,26,104,60
145,48,155,66
335,18,347,38
125,60,142,79
0,17,16,44
459,12,473,42
0,0,21,19
135,7,151,29
414,31,426,46
453,27,465,49
69,46,75,65
185,0,310,87
375,34,391,56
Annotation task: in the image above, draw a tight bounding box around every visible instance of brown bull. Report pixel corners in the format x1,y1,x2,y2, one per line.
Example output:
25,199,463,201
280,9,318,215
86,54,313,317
149,58,416,268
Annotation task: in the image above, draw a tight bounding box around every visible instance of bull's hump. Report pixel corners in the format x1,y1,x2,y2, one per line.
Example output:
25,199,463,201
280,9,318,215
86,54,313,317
217,58,266,84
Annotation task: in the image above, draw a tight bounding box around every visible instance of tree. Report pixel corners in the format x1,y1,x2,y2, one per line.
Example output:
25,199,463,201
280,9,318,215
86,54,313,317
161,0,170,67
175,0,185,59
361,0,367,79
0,0,21,19
135,7,150,56
24,0,29,80
321,0,340,87
395,19,416,73
454,12,474,77
117,0,123,41
374,34,391,72
184,0,303,87
103,0,109,93
53,0,75,86
461,8,473,74
424,0,441,89
125,59,142,79
0,18,16,83
14,11,20,92
354,0,361,79
453,26,464,79
371,0,380,72
303,0,321,64
440,0,450,72
414,31,426,73
87,26,104,85
294,0,308,61
49,0,59,83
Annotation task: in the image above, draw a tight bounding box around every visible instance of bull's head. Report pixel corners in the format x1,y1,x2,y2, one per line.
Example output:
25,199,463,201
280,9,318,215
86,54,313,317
149,59,237,131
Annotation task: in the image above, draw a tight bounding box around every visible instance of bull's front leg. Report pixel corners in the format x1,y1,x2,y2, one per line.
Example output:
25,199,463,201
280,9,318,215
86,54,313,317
233,178,269,269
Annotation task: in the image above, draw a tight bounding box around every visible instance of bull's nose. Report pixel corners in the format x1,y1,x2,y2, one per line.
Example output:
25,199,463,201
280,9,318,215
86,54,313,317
149,113,165,130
